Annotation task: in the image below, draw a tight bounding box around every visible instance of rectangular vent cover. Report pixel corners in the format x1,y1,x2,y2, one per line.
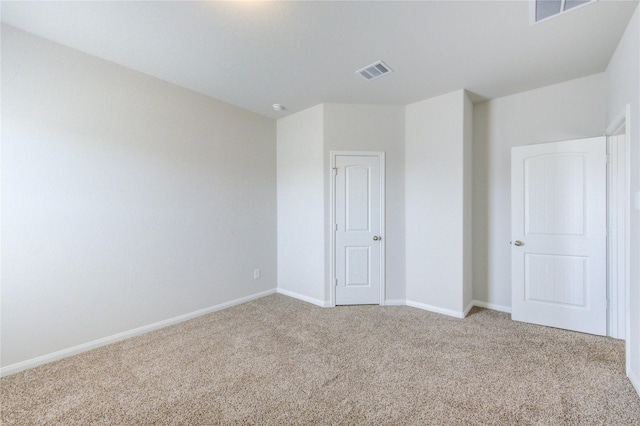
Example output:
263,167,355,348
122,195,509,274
356,61,393,81
533,0,595,24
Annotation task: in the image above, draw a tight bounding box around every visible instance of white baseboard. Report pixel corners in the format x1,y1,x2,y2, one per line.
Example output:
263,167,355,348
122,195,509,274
382,299,506,318
0,288,277,378
464,301,475,317
629,366,640,398
405,300,465,319
472,300,512,314
276,288,330,307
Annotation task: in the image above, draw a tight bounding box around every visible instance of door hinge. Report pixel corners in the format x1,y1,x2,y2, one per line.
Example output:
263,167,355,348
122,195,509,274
333,167,338,176
335,278,338,287
335,223,338,231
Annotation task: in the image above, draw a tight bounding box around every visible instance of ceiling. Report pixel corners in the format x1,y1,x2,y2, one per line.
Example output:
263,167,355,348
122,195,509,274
1,0,637,119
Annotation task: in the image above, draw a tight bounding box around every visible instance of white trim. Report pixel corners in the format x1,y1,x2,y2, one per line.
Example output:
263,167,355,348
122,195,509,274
329,151,337,307
629,367,640,397
405,300,466,319
276,288,330,308
472,300,512,314
607,133,627,339
621,105,632,377
330,152,336,307
379,153,386,305
0,289,276,378
606,104,631,362
606,107,628,136
380,299,512,315
329,151,386,307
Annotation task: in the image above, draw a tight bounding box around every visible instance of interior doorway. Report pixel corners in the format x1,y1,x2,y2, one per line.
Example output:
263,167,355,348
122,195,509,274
330,151,385,306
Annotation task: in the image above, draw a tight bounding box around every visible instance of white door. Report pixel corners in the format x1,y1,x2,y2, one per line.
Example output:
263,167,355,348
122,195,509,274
334,153,384,305
511,137,607,335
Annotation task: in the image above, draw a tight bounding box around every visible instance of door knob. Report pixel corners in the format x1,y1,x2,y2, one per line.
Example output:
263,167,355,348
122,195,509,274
513,240,524,246
373,236,381,241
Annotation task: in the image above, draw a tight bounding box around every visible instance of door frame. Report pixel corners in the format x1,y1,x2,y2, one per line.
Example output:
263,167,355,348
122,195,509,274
606,105,631,345
329,151,386,307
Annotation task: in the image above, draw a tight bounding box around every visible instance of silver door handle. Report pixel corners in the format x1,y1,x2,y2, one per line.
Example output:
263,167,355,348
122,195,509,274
373,236,381,241
513,240,524,246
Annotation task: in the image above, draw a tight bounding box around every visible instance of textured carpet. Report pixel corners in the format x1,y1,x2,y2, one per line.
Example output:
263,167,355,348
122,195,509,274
2,294,639,425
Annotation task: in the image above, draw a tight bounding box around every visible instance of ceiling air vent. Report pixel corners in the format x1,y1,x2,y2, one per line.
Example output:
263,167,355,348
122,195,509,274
356,61,393,81
532,0,595,24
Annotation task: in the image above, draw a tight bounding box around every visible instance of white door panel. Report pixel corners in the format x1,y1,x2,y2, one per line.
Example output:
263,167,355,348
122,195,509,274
511,137,607,335
335,154,383,305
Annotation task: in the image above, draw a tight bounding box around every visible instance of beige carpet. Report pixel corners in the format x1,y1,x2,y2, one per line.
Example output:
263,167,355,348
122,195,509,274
2,294,639,425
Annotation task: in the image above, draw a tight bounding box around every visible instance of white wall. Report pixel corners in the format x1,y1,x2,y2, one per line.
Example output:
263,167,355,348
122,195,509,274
323,104,406,303
1,25,277,369
605,5,640,394
472,73,606,312
276,105,326,305
405,90,471,316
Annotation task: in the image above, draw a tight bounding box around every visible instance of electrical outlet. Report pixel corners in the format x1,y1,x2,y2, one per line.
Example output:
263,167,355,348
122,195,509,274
253,269,261,280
